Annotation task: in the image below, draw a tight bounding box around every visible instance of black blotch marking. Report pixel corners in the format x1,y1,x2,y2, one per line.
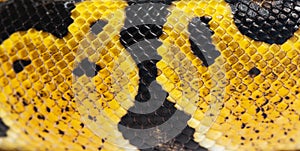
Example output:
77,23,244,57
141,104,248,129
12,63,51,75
119,5,171,128
0,0,75,44
125,0,178,5
73,58,102,77
249,67,261,77
120,24,163,48
142,126,207,151
190,40,209,67
90,20,108,35
0,118,9,137
225,0,300,44
118,4,206,151
119,98,175,129
188,17,220,67
37,114,45,120
12,59,31,73
200,16,214,34
135,60,159,102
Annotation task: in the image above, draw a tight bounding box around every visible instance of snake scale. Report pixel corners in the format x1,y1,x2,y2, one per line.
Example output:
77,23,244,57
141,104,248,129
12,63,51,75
0,0,299,150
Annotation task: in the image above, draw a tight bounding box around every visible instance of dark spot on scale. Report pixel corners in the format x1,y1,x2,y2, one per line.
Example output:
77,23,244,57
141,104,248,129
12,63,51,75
277,140,281,143
88,115,93,120
241,123,246,129
241,136,246,140
12,59,31,73
46,107,51,112
255,130,260,133
249,67,261,77
256,107,260,113
43,129,49,133
37,134,45,140
80,123,84,128
58,129,65,135
90,20,108,35
33,106,38,112
261,99,269,106
274,98,283,105
37,114,45,120
16,92,21,97
22,100,29,106
73,58,102,77
262,113,267,119
0,118,9,137
82,145,86,150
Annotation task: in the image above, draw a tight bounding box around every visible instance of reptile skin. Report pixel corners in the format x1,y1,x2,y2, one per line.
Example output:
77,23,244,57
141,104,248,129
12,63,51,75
0,0,299,151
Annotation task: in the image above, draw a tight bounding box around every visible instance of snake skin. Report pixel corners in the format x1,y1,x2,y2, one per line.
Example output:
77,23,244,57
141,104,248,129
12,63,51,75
0,0,299,151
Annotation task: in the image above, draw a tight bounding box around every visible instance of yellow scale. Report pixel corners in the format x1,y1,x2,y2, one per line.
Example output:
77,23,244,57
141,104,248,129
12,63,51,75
0,0,299,150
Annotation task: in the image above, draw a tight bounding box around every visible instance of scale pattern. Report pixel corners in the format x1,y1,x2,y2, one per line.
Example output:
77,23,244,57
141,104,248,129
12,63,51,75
0,0,299,151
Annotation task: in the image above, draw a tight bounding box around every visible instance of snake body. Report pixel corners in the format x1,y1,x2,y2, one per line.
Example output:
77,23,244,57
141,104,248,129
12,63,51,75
0,0,299,151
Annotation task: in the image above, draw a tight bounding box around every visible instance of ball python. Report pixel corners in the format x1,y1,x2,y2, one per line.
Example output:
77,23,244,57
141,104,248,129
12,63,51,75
0,0,299,150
